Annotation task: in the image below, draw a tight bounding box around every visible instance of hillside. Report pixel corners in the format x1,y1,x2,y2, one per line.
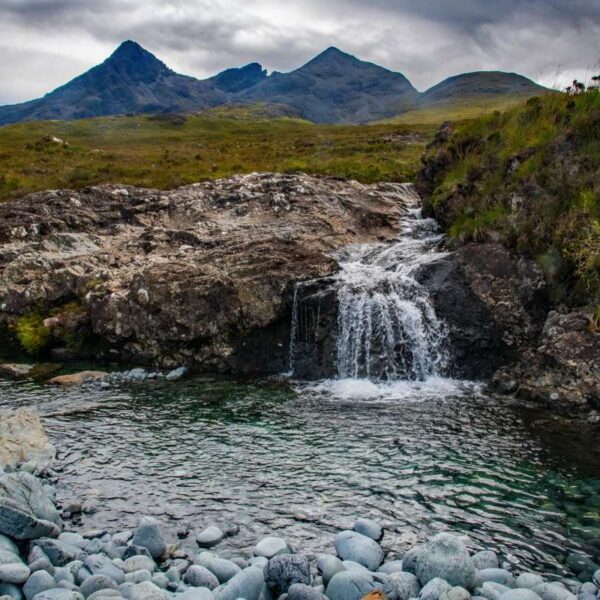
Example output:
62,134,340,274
417,90,600,308
0,41,226,125
237,47,419,123
0,111,433,202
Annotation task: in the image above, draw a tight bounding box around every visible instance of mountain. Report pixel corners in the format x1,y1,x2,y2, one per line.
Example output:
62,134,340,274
236,47,419,123
210,63,268,93
420,71,549,106
0,42,554,126
0,41,226,126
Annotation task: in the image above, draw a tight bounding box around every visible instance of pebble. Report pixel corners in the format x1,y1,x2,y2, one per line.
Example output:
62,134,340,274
130,518,166,560
353,518,383,542
195,526,225,548
253,537,291,559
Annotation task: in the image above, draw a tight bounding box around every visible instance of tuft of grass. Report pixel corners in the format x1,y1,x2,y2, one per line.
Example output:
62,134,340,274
14,313,50,355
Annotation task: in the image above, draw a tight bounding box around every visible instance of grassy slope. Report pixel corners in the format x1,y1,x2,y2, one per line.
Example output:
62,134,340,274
419,91,600,307
0,107,434,202
387,95,536,125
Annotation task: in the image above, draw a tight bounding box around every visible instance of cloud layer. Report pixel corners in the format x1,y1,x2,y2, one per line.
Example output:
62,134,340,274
1,0,599,104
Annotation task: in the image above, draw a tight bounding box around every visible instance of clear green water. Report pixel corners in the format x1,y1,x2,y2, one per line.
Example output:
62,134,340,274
1,375,600,578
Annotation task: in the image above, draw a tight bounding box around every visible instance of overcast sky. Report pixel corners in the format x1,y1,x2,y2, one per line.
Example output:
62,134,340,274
1,0,599,105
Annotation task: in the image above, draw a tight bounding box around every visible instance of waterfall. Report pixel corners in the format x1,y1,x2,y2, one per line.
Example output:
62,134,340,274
289,184,450,382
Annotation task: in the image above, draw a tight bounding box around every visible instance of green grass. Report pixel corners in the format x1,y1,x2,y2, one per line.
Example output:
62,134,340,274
420,90,600,306
384,96,535,125
0,109,435,202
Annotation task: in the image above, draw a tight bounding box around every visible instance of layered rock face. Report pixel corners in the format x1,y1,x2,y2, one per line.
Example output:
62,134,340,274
0,173,407,372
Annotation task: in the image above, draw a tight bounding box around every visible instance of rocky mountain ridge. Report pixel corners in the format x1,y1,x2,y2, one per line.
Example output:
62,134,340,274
0,41,550,125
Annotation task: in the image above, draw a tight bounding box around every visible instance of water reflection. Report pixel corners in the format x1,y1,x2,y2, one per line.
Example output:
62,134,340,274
1,377,599,578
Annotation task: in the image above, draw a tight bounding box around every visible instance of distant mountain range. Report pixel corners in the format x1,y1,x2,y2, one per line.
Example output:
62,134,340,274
0,41,551,126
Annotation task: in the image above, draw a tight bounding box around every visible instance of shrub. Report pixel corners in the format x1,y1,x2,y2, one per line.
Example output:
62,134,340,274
14,313,50,355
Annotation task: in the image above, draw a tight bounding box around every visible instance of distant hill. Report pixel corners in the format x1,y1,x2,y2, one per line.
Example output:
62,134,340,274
420,71,549,105
0,42,554,126
236,47,419,123
0,41,226,125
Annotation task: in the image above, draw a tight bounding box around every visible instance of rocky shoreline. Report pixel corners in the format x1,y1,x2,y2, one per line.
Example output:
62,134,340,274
1,413,599,600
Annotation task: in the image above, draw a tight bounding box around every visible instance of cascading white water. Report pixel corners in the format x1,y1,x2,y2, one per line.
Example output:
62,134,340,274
334,184,449,381
288,183,451,384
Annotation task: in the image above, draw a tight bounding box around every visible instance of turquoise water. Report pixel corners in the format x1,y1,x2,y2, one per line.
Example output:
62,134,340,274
1,375,599,578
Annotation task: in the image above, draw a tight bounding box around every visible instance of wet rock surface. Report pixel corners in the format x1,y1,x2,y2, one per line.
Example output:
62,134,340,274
0,173,407,374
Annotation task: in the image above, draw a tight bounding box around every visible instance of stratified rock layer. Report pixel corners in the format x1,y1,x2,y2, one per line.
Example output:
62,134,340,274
0,173,407,372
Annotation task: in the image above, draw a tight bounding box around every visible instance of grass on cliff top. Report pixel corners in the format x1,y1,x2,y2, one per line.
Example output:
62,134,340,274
423,90,600,306
0,108,435,202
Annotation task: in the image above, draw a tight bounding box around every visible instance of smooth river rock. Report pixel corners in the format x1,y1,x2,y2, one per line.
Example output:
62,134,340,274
416,534,476,589
334,530,384,571
264,554,311,596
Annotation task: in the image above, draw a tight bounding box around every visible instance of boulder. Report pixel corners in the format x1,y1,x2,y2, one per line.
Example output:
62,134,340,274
183,565,219,589
195,526,224,548
316,555,345,587
264,554,311,595
353,519,383,542
421,577,453,600
254,537,291,559
0,364,34,379
194,552,240,584
334,530,384,571
213,566,264,600
287,583,327,600
325,571,376,600
416,534,476,589
131,518,166,559
33,540,85,567
0,473,62,540
23,571,56,600
0,410,55,470
387,571,420,600
47,372,107,386
472,552,499,571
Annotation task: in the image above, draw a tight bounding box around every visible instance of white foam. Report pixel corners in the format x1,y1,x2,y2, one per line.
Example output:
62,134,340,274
297,377,483,403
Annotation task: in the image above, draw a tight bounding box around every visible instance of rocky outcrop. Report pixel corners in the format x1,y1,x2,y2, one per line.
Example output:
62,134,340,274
417,243,600,412
0,173,407,372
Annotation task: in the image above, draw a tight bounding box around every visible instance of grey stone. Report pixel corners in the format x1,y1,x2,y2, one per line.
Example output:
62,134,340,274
264,554,311,596
195,526,225,548
129,581,169,600
131,519,165,560
58,534,86,550
24,571,56,600
478,582,510,600
177,588,213,600
567,555,598,577
287,583,326,600
532,584,577,600
122,556,155,575
440,587,471,600
0,582,23,600
334,530,383,571
31,591,84,600
0,562,30,584
87,591,123,600
150,573,168,589
84,555,124,585
316,555,345,588
183,565,219,589
54,567,75,585
250,557,268,570
80,574,118,598
388,571,420,600
165,367,188,382
33,540,85,567
403,546,424,575
325,571,375,600
121,547,150,561
0,536,18,556
416,534,476,589
353,519,383,542
475,570,515,588
112,533,132,547
0,473,62,540
516,576,544,591
342,561,369,574
594,572,600,589
499,591,543,600
578,584,597,596
254,538,291,560
472,553,499,571
420,578,453,600
213,566,264,600
378,561,404,575
124,571,151,584
194,552,244,583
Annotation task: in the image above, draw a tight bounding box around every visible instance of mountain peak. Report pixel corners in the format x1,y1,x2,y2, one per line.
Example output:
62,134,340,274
308,46,357,64
110,40,151,60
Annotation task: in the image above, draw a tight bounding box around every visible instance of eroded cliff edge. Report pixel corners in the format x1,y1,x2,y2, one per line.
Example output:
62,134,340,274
0,173,407,372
